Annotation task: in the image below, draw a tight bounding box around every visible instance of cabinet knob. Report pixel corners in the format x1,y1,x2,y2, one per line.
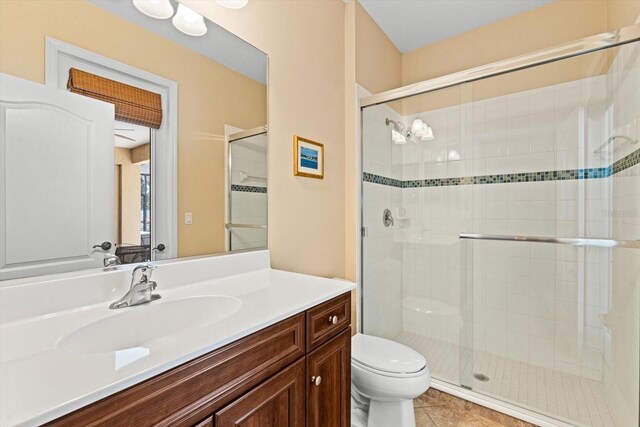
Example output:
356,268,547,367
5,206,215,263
311,376,322,386
329,315,338,325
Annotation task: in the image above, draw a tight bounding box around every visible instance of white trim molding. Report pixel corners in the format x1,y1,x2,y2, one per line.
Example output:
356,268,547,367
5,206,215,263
45,37,178,260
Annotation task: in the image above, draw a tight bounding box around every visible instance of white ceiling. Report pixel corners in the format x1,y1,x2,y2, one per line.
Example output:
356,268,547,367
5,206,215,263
114,121,150,149
358,0,553,53
87,0,267,84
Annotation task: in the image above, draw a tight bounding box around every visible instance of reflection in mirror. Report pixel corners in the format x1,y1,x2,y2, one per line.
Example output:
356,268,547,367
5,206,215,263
0,0,267,279
114,122,152,264
226,126,268,251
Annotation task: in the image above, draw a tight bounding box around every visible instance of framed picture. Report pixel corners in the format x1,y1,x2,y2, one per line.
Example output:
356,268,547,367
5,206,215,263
293,135,324,179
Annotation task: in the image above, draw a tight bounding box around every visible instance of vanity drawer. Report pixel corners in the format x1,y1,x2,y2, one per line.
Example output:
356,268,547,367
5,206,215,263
306,292,351,351
193,418,213,427
46,313,305,427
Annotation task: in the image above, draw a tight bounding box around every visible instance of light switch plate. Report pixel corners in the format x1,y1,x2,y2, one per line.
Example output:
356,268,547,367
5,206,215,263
185,212,193,225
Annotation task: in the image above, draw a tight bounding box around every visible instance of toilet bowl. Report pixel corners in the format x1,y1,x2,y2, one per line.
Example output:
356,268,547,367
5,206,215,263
351,334,430,427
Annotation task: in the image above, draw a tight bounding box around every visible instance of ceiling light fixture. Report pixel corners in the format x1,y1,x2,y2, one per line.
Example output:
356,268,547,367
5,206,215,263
172,3,208,36
132,0,174,19
216,0,249,9
386,118,434,144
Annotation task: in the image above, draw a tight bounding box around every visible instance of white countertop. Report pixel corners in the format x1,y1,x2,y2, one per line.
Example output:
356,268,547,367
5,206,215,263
0,252,355,426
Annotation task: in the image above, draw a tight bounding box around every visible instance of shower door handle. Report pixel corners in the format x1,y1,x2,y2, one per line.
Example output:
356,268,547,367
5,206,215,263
459,233,640,249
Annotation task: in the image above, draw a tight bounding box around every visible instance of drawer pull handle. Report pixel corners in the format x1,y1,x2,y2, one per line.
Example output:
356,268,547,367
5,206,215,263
311,375,322,386
329,315,338,325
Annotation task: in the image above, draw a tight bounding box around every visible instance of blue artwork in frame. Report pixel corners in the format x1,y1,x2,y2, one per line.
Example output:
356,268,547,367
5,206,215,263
293,135,324,179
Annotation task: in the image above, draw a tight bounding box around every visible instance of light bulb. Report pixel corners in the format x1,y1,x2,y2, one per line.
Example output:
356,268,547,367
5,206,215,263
132,0,174,19
172,4,208,36
411,119,426,136
420,126,434,141
392,129,407,145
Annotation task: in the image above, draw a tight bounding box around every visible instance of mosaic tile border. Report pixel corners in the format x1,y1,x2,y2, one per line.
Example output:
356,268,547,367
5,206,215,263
231,184,267,193
613,147,640,174
364,148,639,189
361,173,403,188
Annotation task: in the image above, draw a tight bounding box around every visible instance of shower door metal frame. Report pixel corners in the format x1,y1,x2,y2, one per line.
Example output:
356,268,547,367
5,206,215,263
360,24,640,108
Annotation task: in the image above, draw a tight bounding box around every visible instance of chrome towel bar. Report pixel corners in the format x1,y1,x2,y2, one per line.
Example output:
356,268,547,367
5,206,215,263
459,233,640,249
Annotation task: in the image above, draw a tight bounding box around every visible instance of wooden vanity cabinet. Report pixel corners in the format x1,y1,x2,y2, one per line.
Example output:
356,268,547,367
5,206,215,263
214,359,306,427
306,329,351,427
46,292,351,427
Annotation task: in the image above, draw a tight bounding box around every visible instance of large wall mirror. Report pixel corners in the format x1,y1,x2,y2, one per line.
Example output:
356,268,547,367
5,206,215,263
0,0,267,280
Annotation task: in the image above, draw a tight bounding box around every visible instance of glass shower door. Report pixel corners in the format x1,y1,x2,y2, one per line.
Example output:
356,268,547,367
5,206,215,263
461,40,640,426
361,84,472,387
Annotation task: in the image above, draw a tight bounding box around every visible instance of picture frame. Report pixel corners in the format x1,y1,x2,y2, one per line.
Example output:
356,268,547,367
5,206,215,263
293,135,324,179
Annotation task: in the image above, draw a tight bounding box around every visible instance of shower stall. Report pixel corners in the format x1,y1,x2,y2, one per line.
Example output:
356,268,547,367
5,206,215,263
360,25,639,426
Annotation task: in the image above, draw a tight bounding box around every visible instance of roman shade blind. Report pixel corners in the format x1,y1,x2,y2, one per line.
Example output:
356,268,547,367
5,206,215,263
67,68,163,129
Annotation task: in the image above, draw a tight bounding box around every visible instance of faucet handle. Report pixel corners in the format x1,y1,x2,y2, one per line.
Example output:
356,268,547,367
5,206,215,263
131,264,156,283
133,264,156,274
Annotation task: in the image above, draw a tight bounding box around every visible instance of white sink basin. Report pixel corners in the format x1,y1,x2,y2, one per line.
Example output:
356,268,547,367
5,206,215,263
57,296,242,354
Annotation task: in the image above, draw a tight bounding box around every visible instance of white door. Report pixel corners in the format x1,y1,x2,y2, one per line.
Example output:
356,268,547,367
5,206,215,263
0,73,115,280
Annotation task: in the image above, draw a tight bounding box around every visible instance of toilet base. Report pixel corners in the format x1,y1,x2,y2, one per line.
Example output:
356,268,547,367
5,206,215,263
367,399,415,427
351,386,417,427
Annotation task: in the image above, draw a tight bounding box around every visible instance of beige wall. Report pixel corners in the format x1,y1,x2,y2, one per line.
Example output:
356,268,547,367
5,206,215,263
401,0,609,86
607,0,640,30
114,147,142,245
0,0,266,258
183,0,348,279
354,2,402,94
131,143,150,165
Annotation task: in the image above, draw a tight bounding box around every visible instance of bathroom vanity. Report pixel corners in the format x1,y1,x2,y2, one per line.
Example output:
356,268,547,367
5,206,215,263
0,251,355,426
48,293,351,427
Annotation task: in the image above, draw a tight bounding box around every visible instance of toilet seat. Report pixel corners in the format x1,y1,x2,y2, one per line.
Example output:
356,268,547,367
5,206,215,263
352,333,426,376
352,358,426,378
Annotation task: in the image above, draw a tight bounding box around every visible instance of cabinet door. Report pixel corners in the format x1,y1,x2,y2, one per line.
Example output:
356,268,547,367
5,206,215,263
306,329,351,427
215,359,305,427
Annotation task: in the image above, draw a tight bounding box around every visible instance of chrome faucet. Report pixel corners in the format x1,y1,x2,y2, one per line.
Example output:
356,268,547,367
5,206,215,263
109,264,161,309
103,254,121,269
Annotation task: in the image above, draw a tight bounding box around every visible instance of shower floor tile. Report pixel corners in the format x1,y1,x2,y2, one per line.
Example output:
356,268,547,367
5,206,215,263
396,331,616,427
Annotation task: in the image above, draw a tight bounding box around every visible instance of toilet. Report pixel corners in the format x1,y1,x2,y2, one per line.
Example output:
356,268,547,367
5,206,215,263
351,334,431,427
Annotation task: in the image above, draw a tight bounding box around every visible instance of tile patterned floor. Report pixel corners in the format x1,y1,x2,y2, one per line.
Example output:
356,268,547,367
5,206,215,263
415,388,536,427
397,331,616,427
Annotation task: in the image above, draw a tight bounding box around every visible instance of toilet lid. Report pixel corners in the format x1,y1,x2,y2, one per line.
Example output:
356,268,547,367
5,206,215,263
352,334,426,375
